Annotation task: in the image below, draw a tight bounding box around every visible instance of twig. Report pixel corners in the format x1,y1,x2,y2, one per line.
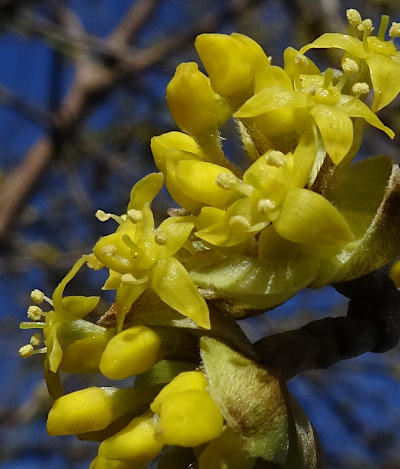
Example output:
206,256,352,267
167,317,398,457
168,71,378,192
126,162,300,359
0,0,261,242
254,271,400,381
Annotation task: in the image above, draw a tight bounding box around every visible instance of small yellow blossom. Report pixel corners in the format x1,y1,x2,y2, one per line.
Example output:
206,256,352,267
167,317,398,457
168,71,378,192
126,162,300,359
93,172,210,331
301,12,400,110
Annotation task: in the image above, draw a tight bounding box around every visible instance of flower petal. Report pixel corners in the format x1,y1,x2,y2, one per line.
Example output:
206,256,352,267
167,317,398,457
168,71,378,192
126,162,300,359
300,33,366,58
115,282,148,332
62,296,100,318
338,95,394,138
366,53,400,111
274,188,354,246
234,86,309,118
156,216,194,257
311,104,353,164
152,258,210,329
127,172,164,211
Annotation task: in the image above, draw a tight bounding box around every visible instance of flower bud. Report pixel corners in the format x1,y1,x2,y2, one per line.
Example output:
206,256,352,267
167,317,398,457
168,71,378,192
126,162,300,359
99,412,163,462
195,33,254,97
173,160,236,207
158,389,223,446
151,131,204,173
151,370,208,414
166,62,230,135
100,326,161,380
47,387,128,435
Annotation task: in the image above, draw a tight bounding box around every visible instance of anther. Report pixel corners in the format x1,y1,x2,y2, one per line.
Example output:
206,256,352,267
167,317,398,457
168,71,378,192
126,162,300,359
266,150,286,167
95,210,111,222
30,333,42,347
346,9,362,27
155,230,167,245
30,289,44,304
258,198,277,212
352,82,370,95
228,215,251,231
101,244,117,256
27,305,44,321
294,52,309,66
19,344,34,358
127,209,143,223
215,173,237,190
389,22,400,38
342,58,359,74
357,19,374,33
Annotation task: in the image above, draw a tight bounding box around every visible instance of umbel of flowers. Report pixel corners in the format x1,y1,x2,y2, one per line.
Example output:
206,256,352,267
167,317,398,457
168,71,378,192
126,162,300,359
19,9,400,468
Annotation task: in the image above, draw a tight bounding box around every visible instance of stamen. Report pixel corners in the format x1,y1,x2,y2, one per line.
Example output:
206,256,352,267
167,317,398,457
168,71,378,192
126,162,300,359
215,173,237,190
228,215,251,231
155,230,167,245
30,289,44,304
294,52,309,66
378,15,390,41
389,22,400,38
346,9,362,27
30,333,42,347
342,58,359,74
101,244,117,256
127,209,143,223
19,344,34,358
258,198,277,212
95,209,111,222
266,150,286,167
86,253,103,270
352,82,370,95
357,19,374,33
27,305,45,321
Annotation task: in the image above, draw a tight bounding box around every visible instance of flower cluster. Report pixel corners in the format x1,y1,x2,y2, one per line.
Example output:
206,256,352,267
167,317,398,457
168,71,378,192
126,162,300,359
19,9,400,468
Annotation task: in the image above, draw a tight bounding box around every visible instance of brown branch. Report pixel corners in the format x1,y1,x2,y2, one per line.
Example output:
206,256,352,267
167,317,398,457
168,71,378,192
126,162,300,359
254,271,400,381
0,0,261,243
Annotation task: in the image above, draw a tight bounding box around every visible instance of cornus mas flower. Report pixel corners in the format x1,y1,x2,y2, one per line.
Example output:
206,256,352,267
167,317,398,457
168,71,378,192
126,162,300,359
301,9,400,111
92,172,210,330
18,9,400,469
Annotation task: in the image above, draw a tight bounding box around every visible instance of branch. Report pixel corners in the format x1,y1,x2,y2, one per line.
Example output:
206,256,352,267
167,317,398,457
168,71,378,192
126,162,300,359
0,0,261,243
254,271,400,381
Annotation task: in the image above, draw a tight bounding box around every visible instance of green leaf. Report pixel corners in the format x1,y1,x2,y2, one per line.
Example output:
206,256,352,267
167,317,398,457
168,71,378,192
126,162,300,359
310,156,400,285
200,337,289,464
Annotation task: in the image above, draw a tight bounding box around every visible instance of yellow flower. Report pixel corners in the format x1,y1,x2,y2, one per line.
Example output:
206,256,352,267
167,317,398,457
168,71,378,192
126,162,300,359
20,255,106,373
93,172,210,331
151,131,236,210
234,65,393,165
196,127,354,247
300,10,400,111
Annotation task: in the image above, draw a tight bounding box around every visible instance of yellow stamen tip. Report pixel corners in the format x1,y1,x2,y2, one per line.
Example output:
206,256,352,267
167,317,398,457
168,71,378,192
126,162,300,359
27,305,43,321
19,344,34,358
127,209,143,223
346,8,362,27
215,172,237,191
352,82,370,95
95,210,111,222
389,22,400,38
30,333,42,347
30,289,44,304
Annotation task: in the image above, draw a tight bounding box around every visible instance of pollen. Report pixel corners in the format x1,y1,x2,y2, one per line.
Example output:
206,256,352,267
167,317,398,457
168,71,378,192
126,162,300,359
294,52,309,66
30,289,44,304
346,8,362,27
95,210,111,222
30,333,42,347
127,209,143,223
27,305,44,321
215,172,237,190
357,19,374,33
19,344,34,358
352,82,370,95
342,58,359,74
389,22,400,38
